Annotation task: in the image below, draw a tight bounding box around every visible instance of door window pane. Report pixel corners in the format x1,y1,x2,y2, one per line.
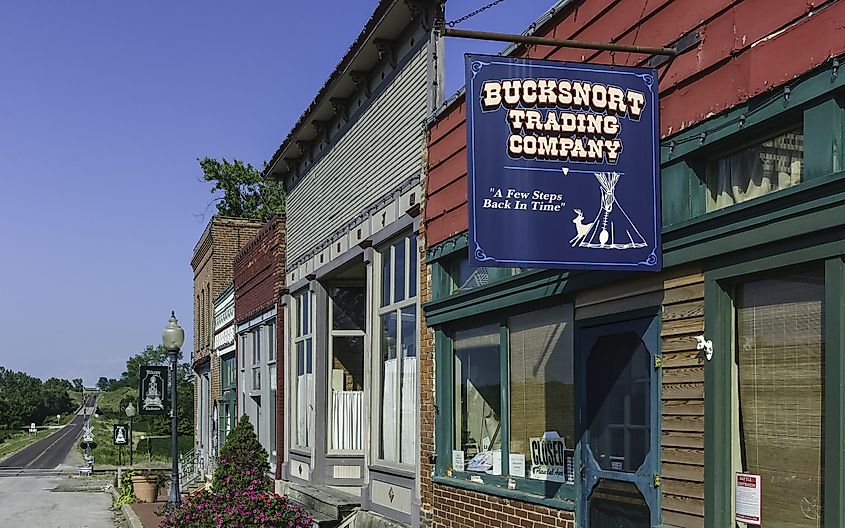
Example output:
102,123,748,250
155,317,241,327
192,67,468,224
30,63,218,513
330,287,365,331
736,270,824,527
330,335,364,451
453,325,501,465
587,332,651,473
509,306,575,478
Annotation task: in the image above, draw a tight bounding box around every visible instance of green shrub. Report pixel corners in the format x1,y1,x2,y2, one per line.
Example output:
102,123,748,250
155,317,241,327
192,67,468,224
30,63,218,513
115,470,140,506
0,430,15,444
212,415,271,493
136,436,193,459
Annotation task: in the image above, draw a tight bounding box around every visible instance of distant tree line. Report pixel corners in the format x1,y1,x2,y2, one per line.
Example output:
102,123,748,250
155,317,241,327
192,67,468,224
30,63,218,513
0,367,76,428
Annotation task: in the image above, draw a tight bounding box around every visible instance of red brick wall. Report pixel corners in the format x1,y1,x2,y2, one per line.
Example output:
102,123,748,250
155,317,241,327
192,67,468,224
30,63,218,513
425,0,845,246
232,214,286,479
191,216,264,450
431,486,575,528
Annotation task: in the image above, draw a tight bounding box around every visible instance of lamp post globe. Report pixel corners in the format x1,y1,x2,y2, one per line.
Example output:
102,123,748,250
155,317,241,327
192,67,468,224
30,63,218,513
163,311,185,351
162,311,184,507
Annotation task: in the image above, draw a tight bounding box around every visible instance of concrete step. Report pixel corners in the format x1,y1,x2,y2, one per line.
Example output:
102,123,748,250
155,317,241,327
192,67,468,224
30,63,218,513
309,509,340,528
286,483,359,523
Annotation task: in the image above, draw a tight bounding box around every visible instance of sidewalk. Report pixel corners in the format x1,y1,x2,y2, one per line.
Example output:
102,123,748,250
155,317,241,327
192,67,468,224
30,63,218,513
123,487,167,528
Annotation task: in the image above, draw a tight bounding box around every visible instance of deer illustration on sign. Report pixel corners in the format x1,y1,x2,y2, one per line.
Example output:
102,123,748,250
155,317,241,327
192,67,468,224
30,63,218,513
569,209,593,247
572,172,647,250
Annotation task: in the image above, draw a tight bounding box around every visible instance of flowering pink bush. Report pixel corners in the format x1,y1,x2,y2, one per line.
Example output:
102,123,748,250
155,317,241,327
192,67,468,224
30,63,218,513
161,418,311,527
160,483,312,528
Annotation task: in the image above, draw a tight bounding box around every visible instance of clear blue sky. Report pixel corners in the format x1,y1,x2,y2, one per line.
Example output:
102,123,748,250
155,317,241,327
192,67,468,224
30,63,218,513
0,0,556,384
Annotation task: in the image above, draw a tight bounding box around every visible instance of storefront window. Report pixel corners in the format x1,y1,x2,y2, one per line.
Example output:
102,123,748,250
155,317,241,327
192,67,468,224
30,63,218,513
508,306,575,477
378,234,418,465
294,291,314,449
734,269,824,526
447,256,526,295
707,127,804,211
453,324,501,471
448,303,576,482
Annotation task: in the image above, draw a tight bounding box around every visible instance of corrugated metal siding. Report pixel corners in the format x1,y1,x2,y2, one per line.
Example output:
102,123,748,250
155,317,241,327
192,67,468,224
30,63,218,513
287,45,428,264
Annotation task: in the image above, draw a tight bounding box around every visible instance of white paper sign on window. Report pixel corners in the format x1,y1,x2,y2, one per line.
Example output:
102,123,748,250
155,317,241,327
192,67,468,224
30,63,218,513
452,450,465,472
509,453,526,478
735,473,762,526
529,433,574,484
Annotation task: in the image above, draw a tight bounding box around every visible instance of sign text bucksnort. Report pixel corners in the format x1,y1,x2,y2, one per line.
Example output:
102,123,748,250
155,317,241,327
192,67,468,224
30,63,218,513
480,79,646,163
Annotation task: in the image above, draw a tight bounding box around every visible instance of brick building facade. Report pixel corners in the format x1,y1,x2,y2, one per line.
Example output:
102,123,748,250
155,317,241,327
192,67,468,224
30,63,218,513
191,215,263,477
232,214,286,480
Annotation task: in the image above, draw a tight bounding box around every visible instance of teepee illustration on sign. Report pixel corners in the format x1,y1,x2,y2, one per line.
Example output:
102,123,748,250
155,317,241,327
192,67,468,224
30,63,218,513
574,172,647,250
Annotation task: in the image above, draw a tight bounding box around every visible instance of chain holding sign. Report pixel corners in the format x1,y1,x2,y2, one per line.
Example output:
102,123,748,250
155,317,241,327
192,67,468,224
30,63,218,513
465,54,661,271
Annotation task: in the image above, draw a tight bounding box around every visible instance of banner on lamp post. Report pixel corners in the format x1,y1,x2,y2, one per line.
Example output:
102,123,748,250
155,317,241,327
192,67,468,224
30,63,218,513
465,54,661,271
139,365,168,416
113,424,129,445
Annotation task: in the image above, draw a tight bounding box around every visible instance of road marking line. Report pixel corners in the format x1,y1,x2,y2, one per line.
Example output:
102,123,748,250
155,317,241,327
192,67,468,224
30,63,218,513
24,418,82,469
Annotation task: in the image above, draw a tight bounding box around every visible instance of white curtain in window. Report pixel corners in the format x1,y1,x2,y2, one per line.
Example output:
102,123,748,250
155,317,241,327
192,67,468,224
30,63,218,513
381,358,398,461
400,357,417,464
331,390,363,451
296,373,313,448
709,130,803,210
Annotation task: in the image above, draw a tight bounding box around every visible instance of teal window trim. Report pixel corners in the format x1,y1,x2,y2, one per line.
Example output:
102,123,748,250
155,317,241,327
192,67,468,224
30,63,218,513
704,251,845,528
426,232,467,264
824,256,845,528
434,309,580,504
431,475,576,511
661,58,844,164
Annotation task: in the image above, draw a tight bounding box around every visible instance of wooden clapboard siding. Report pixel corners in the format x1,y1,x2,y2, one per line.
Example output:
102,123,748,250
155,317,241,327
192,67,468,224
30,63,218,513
661,272,705,527
286,40,428,263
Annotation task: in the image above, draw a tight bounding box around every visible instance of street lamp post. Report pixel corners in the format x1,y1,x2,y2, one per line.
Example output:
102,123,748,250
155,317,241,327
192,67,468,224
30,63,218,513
163,311,185,507
125,402,136,467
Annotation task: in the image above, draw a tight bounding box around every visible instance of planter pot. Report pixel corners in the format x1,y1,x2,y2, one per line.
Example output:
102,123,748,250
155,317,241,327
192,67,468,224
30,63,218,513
131,474,158,503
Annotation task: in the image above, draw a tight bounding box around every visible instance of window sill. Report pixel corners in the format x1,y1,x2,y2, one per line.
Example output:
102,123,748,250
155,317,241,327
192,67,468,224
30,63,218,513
431,475,576,511
325,451,364,458
290,448,311,458
369,463,416,479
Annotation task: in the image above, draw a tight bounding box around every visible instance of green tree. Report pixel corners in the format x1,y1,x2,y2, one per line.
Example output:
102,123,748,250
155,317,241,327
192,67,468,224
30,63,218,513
0,367,75,427
96,377,110,391
120,344,169,388
72,378,84,391
212,415,271,493
199,157,285,221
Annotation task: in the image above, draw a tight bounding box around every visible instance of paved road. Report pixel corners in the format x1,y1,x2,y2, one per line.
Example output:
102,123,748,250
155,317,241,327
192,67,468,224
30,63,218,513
0,395,95,471
0,475,114,528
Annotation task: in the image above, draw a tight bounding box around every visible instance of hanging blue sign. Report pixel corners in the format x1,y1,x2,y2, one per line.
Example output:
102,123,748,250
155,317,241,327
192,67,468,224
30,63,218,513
465,54,661,271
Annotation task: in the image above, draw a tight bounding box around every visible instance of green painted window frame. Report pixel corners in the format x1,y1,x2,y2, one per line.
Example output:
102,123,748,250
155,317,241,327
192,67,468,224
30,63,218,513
433,304,579,508
660,59,844,228
704,253,845,528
